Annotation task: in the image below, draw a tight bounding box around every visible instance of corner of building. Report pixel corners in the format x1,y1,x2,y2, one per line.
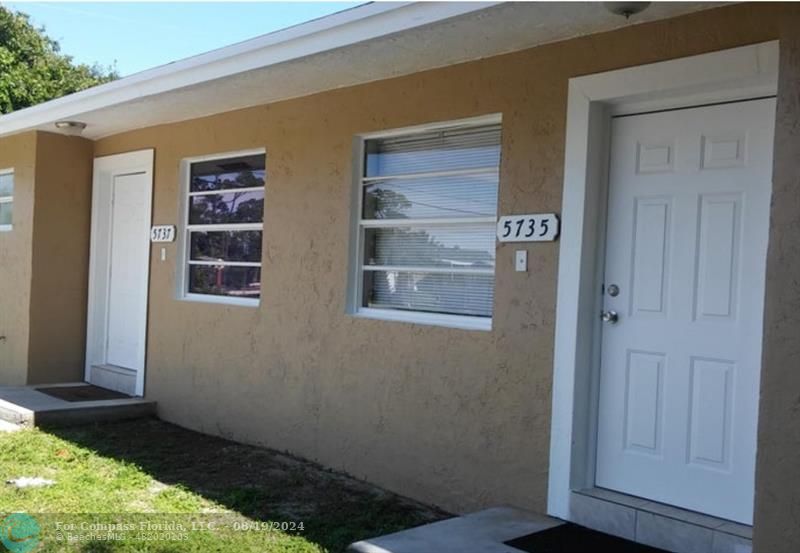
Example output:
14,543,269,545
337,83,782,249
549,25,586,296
752,11,800,553
0,131,38,385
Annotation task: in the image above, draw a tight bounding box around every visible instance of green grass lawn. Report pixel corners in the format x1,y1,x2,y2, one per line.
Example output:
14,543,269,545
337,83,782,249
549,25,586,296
0,418,446,552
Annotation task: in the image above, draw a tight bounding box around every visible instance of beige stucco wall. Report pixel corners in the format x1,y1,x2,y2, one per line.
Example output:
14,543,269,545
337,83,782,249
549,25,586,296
0,131,93,386
27,132,93,384
753,10,800,553
90,2,798,541
0,132,36,385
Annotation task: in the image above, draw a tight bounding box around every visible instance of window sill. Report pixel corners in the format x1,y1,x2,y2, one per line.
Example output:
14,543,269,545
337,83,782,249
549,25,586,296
179,293,260,308
0,225,12,232
351,307,492,331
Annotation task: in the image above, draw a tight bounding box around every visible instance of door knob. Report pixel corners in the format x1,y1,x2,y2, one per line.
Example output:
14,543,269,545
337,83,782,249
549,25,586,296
601,310,619,324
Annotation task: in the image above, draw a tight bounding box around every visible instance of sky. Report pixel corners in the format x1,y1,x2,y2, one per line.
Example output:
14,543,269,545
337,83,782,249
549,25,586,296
5,2,362,76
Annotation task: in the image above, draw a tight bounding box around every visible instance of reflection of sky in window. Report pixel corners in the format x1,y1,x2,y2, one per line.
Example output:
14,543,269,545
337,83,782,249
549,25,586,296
424,228,494,256
366,174,498,219
0,173,13,196
361,127,500,318
191,170,265,191
366,145,500,177
193,190,263,207
0,203,11,225
190,190,264,224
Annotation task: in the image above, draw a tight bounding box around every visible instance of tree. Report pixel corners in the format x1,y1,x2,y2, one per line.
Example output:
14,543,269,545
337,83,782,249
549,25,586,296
0,6,118,114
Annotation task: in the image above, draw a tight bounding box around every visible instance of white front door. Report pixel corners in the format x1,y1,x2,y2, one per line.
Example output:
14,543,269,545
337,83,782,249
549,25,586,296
595,98,775,524
86,150,153,396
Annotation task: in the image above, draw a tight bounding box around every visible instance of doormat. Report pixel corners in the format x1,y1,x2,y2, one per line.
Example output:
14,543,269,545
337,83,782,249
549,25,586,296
505,523,669,553
36,385,131,402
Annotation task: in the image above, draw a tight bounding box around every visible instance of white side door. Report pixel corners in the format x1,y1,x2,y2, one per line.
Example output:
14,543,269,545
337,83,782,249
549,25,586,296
595,99,775,524
86,150,153,396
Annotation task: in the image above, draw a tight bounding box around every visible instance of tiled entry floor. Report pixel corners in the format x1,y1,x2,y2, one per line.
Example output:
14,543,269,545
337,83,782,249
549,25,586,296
570,489,753,553
0,383,155,427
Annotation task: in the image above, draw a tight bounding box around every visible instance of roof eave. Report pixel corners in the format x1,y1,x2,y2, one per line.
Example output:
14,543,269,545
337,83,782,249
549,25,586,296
0,1,500,139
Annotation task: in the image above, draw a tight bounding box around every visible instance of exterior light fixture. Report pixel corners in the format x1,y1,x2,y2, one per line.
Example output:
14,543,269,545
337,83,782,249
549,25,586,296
604,2,651,19
54,121,87,136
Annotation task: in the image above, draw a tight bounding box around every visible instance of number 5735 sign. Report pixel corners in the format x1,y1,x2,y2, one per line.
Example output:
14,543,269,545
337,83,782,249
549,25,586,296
497,213,560,242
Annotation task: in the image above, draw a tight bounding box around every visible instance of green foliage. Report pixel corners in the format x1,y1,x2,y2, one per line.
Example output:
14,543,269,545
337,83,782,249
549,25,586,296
0,6,118,114
0,419,444,552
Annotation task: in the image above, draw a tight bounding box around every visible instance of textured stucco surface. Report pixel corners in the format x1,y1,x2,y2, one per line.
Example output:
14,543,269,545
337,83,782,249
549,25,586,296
753,11,800,553
0,132,93,386
0,132,36,385
27,132,93,384
89,3,800,521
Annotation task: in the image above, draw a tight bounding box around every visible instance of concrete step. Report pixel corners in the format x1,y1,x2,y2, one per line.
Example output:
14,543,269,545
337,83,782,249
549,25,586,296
0,384,156,427
0,420,22,432
348,507,562,553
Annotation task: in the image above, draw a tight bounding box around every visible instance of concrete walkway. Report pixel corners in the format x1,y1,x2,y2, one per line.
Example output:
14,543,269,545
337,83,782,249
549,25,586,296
0,383,155,427
348,506,562,553
0,420,21,432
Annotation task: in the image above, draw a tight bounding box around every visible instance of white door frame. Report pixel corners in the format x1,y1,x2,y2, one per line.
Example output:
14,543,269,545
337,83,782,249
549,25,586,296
85,149,154,397
547,41,779,520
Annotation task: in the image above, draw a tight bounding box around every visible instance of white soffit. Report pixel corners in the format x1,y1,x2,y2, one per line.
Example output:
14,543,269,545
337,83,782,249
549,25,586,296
0,1,725,140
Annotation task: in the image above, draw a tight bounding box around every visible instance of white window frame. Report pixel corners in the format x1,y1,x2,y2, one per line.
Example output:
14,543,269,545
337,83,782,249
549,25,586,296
347,114,502,331
0,168,13,232
176,149,266,307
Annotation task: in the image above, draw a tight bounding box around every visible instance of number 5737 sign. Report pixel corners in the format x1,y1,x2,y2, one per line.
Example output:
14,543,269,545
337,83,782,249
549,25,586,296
497,213,560,242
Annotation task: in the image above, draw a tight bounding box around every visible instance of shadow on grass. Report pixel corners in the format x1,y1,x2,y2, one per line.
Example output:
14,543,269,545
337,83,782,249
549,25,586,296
43,417,448,553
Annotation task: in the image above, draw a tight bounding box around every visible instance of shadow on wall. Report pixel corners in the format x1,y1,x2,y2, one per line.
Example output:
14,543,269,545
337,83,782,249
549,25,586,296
43,418,448,552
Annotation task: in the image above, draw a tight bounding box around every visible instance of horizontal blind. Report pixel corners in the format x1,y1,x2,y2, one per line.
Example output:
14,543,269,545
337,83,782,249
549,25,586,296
364,226,495,269
360,122,500,319
368,271,494,318
363,173,498,219
365,124,502,178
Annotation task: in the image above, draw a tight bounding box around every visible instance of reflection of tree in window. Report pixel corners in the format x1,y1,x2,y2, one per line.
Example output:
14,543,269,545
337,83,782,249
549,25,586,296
190,194,264,224
191,169,265,191
358,122,500,319
190,171,265,225
364,188,411,219
190,266,261,297
364,174,496,220
190,231,262,263
186,157,265,299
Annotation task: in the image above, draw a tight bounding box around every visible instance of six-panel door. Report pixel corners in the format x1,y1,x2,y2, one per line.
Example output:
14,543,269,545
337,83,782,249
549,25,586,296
596,98,775,524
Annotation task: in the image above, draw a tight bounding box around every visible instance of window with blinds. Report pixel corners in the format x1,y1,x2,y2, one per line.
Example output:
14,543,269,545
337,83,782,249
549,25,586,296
354,118,501,327
0,170,13,232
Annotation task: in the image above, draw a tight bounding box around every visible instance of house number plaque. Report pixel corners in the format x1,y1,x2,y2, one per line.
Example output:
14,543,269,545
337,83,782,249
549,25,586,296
497,213,560,243
150,225,176,243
